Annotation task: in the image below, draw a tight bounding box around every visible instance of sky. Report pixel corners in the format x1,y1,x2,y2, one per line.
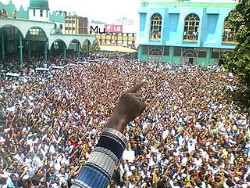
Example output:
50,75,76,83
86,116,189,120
0,0,141,23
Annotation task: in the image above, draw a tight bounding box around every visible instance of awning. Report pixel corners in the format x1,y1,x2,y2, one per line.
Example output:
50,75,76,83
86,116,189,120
99,45,138,53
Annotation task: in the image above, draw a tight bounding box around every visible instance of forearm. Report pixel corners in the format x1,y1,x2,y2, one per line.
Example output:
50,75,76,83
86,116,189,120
71,80,146,188
71,128,127,188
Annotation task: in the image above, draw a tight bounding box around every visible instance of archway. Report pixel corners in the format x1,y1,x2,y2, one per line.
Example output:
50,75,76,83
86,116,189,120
0,25,24,69
50,39,67,65
69,39,81,58
181,48,198,65
25,27,49,65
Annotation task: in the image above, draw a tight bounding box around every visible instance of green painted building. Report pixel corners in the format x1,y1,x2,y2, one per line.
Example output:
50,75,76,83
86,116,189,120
0,0,95,65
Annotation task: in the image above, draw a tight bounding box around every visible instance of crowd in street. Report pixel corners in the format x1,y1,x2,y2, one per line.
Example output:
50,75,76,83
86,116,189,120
0,56,249,187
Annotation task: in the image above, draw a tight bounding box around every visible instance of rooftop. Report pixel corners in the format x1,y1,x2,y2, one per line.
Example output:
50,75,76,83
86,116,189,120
140,0,238,8
30,0,49,10
142,0,237,2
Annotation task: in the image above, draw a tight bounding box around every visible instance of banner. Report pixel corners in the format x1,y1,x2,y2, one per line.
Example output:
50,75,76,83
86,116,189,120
105,24,123,33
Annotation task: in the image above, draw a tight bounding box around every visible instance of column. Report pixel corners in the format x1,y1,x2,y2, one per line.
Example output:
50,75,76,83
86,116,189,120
169,46,174,63
19,35,23,65
63,44,66,59
206,48,212,66
77,41,80,57
87,41,90,56
44,41,48,63
28,40,31,56
1,29,4,60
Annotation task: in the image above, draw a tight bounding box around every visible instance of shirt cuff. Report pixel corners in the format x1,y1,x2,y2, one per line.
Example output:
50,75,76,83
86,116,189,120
72,128,127,188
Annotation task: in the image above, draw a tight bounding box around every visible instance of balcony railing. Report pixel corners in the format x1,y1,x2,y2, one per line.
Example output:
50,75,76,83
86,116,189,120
141,0,238,2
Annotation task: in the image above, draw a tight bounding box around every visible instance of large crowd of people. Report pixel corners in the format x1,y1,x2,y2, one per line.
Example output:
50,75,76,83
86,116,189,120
0,54,249,187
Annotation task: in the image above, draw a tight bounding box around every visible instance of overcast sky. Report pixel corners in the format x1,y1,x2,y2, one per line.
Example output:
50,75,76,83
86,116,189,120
0,0,140,23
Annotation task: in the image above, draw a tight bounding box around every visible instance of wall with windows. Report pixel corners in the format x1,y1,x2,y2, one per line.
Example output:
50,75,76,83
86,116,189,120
96,33,136,47
63,15,88,35
29,9,49,22
138,6,236,47
137,2,238,65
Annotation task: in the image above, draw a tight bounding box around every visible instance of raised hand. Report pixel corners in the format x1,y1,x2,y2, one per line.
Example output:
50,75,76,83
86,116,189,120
106,79,147,133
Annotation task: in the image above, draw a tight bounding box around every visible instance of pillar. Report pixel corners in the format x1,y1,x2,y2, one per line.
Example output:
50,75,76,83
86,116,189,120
77,41,80,57
88,41,90,56
169,46,174,63
1,29,4,60
19,35,23,65
28,40,31,56
63,44,66,59
206,48,212,66
44,41,48,63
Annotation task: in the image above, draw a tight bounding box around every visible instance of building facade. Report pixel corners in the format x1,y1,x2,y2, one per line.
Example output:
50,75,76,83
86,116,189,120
0,0,95,65
137,0,238,66
90,18,137,48
64,12,88,35
96,31,136,48
29,0,49,22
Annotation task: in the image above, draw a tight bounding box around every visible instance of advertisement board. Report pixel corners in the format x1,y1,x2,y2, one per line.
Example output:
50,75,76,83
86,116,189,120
105,24,123,33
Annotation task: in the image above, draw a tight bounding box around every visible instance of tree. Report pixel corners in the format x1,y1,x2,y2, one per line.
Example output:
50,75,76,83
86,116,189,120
82,40,90,55
90,39,100,53
223,0,250,84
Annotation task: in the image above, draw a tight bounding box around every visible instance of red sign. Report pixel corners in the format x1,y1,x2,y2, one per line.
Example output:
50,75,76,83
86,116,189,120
105,24,123,33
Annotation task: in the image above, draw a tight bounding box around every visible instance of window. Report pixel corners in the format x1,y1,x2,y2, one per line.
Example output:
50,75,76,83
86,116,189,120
182,47,198,58
40,10,43,17
163,46,169,56
174,47,182,57
33,10,35,16
149,46,163,55
198,50,206,58
142,45,149,55
150,13,162,40
183,14,200,41
29,28,40,35
198,48,207,58
222,17,236,43
211,49,220,58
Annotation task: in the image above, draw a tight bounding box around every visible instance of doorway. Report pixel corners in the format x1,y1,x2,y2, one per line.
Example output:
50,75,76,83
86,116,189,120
189,58,194,65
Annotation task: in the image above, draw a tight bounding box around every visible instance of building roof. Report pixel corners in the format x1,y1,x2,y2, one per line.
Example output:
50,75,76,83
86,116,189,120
30,0,49,10
140,1,237,8
91,20,106,24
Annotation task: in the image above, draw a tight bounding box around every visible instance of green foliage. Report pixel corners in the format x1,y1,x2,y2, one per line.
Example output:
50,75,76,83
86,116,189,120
82,40,90,52
90,40,100,53
54,28,62,34
223,0,250,84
